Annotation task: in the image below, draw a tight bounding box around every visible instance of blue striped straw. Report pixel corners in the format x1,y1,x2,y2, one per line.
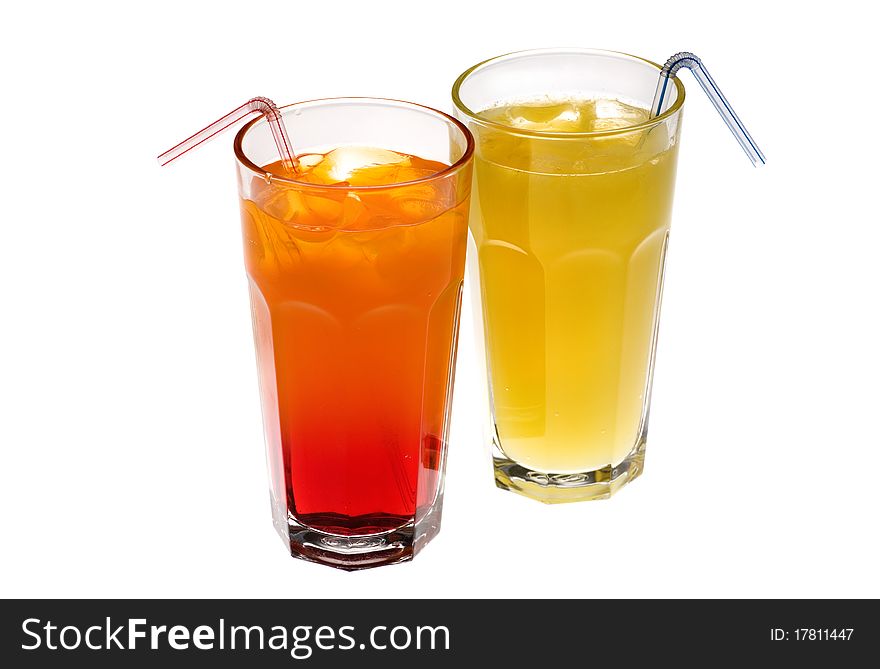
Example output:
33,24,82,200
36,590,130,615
652,52,765,167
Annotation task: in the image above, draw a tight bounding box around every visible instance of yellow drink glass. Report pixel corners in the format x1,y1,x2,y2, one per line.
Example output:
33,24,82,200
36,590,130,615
453,49,686,502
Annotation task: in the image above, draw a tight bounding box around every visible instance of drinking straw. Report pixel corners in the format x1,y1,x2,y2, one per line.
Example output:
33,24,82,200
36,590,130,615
651,52,765,167
157,96,299,171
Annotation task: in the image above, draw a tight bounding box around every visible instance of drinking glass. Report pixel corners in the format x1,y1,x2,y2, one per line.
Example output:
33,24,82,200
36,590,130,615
452,49,684,503
235,99,473,567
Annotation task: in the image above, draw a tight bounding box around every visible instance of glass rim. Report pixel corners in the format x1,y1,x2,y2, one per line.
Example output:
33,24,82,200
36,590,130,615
451,48,687,140
234,97,475,192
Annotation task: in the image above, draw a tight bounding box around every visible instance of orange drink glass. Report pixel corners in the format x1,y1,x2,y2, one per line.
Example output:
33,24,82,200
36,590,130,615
234,99,473,570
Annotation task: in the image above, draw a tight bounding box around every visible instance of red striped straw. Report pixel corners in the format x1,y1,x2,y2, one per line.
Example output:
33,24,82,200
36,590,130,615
157,96,299,172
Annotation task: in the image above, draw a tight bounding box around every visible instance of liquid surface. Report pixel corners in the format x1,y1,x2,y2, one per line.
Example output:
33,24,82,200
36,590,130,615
470,97,678,473
484,97,651,134
241,147,467,535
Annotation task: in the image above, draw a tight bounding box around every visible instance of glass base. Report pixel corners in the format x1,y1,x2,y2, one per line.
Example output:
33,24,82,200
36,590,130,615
492,437,646,504
270,493,444,571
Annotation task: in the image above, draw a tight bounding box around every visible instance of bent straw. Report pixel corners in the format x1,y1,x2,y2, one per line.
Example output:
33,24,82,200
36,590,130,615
651,52,765,167
157,96,299,172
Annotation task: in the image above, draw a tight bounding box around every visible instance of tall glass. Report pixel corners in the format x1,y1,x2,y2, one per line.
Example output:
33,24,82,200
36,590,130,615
452,50,685,503
234,99,473,568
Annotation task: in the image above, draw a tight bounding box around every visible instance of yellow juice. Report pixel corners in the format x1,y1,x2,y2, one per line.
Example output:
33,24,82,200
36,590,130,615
469,97,679,475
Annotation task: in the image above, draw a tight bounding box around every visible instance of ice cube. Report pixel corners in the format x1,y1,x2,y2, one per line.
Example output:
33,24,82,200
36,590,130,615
395,197,446,222
253,178,346,229
588,98,650,132
310,146,411,185
302,191,344,221
258,189,308,223
295,153,324,172
341,193,370,228
389,183,449,223
393,165,442,183
502,101,585,132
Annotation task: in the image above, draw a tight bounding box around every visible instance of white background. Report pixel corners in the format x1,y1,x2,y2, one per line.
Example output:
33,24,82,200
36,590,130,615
2,0,878,599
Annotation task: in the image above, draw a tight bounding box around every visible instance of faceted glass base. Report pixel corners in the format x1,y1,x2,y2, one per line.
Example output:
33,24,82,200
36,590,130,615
270,493,444,571
492,438,646,504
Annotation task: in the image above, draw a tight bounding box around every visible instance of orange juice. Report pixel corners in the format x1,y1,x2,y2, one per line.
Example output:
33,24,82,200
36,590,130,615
469,97,678,484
